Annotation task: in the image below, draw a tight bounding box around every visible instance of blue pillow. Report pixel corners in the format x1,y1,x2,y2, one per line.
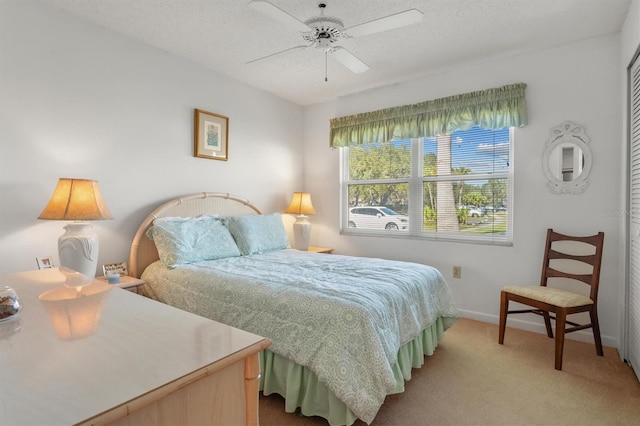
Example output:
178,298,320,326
146,216,241,268
224,213,289,255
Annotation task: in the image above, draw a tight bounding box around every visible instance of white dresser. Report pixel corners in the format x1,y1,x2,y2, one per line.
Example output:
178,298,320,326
0,268,270,425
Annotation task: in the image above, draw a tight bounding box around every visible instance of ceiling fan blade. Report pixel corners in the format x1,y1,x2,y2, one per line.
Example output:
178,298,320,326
344,9,424,37
248,1,310,32
247,45,309,65
331,47,369,73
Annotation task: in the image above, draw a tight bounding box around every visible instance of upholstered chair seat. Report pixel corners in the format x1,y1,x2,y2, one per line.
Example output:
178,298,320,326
501,285,593,308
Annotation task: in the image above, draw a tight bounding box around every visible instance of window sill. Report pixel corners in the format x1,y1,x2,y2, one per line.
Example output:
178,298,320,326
340,229,513,246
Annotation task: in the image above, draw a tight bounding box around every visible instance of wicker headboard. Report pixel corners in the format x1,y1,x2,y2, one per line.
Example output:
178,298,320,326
128,192,262,278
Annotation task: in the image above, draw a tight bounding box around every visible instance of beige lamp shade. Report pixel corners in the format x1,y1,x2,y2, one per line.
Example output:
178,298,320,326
284,192,316,216
38,178,113,220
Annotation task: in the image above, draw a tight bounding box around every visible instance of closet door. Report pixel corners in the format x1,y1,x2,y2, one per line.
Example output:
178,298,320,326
628,50,640,379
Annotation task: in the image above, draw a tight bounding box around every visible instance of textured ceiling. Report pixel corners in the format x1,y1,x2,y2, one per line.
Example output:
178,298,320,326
42,0,630,106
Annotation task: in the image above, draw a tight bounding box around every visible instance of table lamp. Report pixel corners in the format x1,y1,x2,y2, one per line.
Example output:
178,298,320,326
284,192,315,251
38,178,113,278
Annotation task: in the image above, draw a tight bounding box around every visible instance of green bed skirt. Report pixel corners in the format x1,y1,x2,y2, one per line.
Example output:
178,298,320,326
259,316,456,426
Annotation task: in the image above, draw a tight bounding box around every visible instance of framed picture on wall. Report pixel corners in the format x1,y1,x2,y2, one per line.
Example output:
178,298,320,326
194,108,229,161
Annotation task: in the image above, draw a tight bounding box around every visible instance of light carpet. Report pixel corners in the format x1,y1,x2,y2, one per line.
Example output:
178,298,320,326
259,318,640,425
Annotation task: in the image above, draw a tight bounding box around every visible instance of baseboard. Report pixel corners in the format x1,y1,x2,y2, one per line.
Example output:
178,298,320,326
457,309,619,350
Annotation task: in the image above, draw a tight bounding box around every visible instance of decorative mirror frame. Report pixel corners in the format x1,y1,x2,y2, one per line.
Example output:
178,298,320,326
542,121,592,194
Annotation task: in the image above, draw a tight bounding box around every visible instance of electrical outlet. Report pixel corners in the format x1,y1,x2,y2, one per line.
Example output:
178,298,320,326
453,266,461,278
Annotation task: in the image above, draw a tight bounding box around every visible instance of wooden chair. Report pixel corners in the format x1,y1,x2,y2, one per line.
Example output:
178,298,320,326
498,228,605,370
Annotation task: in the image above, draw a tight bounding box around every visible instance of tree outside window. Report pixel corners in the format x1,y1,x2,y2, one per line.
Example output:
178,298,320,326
343,126,512,243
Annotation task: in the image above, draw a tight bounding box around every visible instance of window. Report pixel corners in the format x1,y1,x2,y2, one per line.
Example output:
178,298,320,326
341,126,513,244
333,83,525,244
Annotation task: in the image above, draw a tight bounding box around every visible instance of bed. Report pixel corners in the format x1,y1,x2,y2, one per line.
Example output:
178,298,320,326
129,192,458,425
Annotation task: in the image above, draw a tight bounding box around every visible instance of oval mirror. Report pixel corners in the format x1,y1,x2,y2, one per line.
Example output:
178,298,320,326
542,121,592,194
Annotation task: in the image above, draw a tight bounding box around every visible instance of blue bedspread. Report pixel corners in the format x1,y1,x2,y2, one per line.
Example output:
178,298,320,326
141,249,458,423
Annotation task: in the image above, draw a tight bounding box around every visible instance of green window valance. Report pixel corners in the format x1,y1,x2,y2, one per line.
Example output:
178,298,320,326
329,83,527,147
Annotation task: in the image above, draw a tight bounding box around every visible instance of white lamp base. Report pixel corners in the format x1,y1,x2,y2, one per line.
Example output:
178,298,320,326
58,222,99,278
292,215,311,251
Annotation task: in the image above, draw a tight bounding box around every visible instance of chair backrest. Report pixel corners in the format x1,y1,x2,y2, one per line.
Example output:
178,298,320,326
539,228,605,303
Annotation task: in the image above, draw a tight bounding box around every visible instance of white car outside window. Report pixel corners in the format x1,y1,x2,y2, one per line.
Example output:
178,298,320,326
348,207,409,231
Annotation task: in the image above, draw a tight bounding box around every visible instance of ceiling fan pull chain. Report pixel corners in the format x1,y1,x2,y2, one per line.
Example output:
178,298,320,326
325,51,328,82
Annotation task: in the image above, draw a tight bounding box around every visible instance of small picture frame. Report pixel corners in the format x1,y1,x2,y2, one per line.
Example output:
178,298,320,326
102,261,128,277
36,256,54,270
194,108,229,161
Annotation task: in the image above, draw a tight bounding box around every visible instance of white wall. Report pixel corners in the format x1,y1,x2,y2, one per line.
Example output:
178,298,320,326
0,1,303,274
621,0,640,64
303,35,624,347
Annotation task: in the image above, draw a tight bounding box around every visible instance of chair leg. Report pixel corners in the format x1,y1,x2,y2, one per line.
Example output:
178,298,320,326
499,291,508,345
542,312,554,338
554,310,567,370
590,307,604,356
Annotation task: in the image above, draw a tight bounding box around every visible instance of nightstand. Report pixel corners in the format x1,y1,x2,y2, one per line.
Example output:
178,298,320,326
307,246,333,254
96,275,145,292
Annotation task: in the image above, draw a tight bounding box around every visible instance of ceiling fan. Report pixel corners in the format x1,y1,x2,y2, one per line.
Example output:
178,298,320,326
247,1,424,78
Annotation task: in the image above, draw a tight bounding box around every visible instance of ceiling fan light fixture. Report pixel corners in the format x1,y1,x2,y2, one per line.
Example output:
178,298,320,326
316,38,333,52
